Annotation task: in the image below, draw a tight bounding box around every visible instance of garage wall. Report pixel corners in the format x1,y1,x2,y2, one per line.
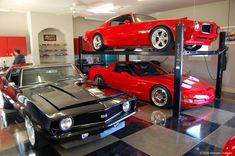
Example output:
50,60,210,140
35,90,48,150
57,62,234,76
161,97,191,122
0,12,31,66
148,0,235,93
27,12,74,65
73,17,103,37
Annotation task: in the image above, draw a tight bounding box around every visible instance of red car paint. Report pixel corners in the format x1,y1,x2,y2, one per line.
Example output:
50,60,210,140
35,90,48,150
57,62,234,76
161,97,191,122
85,13,219,50
222,135,235,156
88,61,215,108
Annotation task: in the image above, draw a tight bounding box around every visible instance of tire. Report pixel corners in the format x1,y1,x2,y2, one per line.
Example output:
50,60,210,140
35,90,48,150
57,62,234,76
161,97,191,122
150,26,174,51
25,116,46,149
94,75,105,85
92,34,105,51
185,45,202,51
150,85,171,108
2,94,14,110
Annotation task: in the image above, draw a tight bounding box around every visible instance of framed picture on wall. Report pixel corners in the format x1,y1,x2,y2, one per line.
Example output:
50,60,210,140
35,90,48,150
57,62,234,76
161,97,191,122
221,26,235,45
43,34,56,41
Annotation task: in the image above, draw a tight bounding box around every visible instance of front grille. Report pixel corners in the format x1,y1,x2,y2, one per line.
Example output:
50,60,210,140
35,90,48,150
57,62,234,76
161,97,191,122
202,24,211,33
73,104,123,126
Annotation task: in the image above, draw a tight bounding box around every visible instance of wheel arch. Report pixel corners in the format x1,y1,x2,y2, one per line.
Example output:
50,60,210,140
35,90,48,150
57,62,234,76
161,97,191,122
94,74,104,81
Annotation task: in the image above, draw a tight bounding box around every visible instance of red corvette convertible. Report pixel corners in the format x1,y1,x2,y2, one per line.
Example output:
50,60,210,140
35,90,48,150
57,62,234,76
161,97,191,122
89,61,215,108
85,13,219,51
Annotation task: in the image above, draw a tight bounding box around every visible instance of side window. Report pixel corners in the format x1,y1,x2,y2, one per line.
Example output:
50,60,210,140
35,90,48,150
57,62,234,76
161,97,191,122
114,64,132,75
110,15,132,26
7,69,21,86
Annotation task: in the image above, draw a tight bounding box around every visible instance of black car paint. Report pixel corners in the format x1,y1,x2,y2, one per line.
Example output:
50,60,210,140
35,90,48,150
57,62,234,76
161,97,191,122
1,65,137,143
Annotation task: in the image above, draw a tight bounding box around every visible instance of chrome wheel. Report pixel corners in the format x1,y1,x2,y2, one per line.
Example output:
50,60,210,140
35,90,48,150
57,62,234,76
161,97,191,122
95,76,104,85
151,28,169,50
25,116,35,146
151,87,168,107
93,35,103,50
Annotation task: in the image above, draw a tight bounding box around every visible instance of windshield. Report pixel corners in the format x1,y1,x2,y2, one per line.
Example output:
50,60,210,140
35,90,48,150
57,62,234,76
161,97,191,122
22,65,81,86
129,62,168,76
133,14,156,22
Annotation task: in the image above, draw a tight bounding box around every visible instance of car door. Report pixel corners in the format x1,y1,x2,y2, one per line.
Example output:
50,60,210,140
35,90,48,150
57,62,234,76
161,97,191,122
110,63,135,94
106,14,135,47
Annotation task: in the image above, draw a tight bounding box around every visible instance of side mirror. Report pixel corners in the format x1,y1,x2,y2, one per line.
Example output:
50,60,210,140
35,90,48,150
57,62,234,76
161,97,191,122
120,72,130,76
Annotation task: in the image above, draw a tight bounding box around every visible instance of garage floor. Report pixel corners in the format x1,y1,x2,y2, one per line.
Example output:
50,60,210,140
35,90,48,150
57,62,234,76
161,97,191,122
0,93,234,156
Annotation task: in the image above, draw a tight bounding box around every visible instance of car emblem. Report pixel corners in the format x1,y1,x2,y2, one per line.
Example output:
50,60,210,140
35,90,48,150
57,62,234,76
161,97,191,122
101,114,108,118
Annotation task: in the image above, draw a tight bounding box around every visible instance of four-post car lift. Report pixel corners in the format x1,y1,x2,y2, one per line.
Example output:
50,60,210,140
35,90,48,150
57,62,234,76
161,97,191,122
77,23,228,118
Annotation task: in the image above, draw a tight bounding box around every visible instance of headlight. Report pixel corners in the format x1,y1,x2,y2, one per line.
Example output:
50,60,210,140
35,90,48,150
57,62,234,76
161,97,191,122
60,117,73,131
122,101,131,112
194,22,200,31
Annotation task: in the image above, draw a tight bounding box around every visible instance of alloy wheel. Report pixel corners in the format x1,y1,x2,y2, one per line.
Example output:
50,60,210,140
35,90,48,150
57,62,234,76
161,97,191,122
93,35,103,50
151,28,169,50
95,76,104,85
151,87,168,107
25,116,35,146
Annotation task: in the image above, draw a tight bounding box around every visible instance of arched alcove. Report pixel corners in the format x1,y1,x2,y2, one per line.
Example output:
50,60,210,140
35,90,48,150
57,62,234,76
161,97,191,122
38,28,68,64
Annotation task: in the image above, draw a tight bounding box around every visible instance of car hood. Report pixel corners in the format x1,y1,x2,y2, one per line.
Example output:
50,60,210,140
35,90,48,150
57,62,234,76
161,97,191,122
141,74,213,92
22,80,126,113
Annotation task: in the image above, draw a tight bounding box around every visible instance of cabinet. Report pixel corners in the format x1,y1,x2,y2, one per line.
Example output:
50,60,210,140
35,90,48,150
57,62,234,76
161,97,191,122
0,37,8,57
0,36,27,57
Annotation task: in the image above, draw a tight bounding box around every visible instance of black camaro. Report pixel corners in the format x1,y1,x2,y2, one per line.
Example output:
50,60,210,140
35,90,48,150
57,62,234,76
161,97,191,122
0,64,137,149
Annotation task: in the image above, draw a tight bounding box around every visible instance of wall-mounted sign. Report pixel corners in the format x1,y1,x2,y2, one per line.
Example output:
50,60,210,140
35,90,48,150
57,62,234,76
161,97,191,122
43,34,56,41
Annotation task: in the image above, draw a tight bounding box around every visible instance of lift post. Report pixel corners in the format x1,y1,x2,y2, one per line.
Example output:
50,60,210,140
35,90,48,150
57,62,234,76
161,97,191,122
125,55,130,61
78,36,83,71
215,32,227,99
173,23,184,118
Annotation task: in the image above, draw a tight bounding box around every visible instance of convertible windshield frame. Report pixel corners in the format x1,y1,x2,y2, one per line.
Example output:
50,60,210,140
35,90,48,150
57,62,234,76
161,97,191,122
20,65,82,87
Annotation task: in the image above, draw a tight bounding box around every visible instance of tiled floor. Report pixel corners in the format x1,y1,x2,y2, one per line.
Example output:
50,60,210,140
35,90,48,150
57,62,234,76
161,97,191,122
0,93,235,156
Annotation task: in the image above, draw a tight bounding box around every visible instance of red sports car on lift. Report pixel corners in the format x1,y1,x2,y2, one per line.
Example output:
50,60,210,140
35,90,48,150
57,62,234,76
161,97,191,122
85,13,220,51
89,61,215,108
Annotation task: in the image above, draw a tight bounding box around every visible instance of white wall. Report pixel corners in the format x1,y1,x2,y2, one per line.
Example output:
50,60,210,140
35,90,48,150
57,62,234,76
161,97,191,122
38,28,68,64
73,17,103,37
27,12,74,65
147,0,235,93
0,12,31,66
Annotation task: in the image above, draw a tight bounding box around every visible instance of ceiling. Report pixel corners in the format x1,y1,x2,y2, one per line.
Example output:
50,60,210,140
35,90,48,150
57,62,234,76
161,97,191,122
0,0,225,20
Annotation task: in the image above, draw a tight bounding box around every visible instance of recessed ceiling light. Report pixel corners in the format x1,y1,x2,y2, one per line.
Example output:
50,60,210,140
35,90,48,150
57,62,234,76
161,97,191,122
87,3,118,14
16,0,23,4
72,3,77,6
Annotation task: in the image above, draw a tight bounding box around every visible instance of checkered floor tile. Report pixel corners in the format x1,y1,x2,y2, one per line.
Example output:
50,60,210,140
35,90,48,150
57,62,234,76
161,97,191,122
0,93,235,156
